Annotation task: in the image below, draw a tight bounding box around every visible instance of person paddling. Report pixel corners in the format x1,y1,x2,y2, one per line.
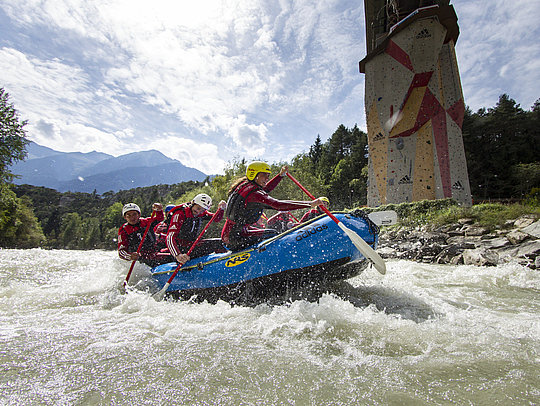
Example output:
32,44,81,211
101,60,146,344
299,196,330,223
221,161,325,251
118,202,164,267
154,204,175,250
166,194,227,265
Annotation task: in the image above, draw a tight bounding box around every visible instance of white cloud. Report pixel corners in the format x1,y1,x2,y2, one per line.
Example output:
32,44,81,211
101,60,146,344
1,0,537,179
453,0,540,110
149,136,227,175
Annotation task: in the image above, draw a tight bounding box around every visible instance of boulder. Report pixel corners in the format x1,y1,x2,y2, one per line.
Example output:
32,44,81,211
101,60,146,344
521,220,540,239
481,237,511,249
413,243,445,262
464,226,489,236
515,240,540,259
462,248,499,266
446,235,479,247
378,215,538,267
435,244,466,264
506,230,529,245
447,229,465,237
514,216,536,229
377,246,398,259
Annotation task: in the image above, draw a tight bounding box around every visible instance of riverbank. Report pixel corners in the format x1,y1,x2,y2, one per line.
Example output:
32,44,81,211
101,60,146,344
377,210,540,269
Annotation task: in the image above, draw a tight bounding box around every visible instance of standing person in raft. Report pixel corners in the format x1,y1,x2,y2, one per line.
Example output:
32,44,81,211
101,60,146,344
299,196,330,223
118,202,165,267
221,161,326,251
166,194,227,265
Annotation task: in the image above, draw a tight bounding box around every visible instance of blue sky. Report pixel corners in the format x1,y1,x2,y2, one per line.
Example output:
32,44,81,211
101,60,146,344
1,0,539,175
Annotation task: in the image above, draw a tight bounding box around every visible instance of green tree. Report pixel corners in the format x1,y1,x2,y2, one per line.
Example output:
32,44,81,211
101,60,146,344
0,88,29,184
0,184,44,248
83,217,101,249
58,213,83,249
463,94,540,200
308,134,323,168
102,202,125,229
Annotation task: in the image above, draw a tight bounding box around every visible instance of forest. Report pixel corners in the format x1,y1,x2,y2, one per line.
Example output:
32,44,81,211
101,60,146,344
1,89,539,250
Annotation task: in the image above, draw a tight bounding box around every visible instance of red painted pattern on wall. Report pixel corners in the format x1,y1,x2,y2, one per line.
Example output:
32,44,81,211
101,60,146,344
386,40,414,71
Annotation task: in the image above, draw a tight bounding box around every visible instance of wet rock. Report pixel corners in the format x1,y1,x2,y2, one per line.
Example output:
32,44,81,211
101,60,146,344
514,216,536,229
481,237,511,249
446,236,480,247
413,243,445,261
506,230,529,245
515,240,540,259
521,220,540,239
435,244,466,264
464,226,489,237
462,248,499,266
377,215,539,267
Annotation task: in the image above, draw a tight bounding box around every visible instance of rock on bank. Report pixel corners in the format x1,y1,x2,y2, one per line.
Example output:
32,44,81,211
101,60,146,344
378,216,540,268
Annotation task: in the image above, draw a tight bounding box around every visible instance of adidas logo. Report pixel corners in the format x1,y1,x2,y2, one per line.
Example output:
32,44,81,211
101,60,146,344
416,28,431,39
373,132,385,141
452,180,464,190
398,175,413,184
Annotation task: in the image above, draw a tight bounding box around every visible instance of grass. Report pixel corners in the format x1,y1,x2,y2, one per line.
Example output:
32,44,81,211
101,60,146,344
362,198,540,231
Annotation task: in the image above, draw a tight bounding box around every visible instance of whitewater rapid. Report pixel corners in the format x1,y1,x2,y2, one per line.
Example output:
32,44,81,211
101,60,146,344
0,249,538,404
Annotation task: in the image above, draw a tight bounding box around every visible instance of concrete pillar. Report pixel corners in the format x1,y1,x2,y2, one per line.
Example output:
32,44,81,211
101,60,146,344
360,2,472,206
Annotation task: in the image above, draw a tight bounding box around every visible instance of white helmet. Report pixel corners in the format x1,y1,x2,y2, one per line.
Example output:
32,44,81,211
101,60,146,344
192,193,212,211
122,203,141,216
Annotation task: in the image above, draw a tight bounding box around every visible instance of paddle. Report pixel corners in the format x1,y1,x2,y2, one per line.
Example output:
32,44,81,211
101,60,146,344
367,210,398,226
286,173,386,275
152,209,221,301
124,211,156,289
288,212,300,224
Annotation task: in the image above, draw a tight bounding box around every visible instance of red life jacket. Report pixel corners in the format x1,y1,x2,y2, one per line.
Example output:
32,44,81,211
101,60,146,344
169,204,203,241
225,180,265,226
120,220,157,254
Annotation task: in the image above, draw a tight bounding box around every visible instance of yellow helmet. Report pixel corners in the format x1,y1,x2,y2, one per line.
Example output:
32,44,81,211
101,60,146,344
320,197,330,204
246,161,271,181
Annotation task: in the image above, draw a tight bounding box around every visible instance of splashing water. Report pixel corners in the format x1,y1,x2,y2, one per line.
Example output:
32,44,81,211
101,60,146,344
0,249,538,404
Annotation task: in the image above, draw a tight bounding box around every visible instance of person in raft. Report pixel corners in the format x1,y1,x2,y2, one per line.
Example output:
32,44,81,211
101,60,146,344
299,196,330,223
118,202,165,267
153,204,175,250
221,161,326,251
266,211,297,233
166,193,227,265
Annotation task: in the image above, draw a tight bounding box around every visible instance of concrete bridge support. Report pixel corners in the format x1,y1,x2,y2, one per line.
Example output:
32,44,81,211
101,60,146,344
360,1,472,206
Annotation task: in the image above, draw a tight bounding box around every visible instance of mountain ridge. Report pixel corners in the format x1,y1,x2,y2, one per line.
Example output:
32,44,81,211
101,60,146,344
11,142,208,193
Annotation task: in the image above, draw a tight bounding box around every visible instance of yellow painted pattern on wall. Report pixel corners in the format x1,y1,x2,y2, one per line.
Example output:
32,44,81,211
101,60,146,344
389,86,426,137
413,121,436,201
367,101,388,204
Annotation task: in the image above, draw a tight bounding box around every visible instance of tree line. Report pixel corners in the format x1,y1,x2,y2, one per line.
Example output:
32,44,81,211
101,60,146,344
1,87,538,249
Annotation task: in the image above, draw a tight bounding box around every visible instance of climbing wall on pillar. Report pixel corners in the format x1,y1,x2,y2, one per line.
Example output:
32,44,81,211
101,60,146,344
364,14,472,206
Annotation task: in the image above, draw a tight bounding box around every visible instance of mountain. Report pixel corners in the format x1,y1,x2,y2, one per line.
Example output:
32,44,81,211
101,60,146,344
11,142,208,193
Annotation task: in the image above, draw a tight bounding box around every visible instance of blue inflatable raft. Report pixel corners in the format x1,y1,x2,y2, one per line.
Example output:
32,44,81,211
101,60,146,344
150,210,380,302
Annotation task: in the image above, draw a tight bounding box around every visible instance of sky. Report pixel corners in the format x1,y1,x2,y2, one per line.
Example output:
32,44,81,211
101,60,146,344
1,0,539,175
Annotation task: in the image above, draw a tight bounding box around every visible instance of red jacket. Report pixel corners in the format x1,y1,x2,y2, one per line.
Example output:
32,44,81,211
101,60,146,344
117,211,164,261
300,208,324,223
166,204,224,257
221,175,311,244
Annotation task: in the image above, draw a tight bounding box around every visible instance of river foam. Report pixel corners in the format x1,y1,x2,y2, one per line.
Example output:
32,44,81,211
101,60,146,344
1,249,538,404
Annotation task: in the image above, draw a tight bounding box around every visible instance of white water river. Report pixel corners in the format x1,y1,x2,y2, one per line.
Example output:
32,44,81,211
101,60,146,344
1,249,538,405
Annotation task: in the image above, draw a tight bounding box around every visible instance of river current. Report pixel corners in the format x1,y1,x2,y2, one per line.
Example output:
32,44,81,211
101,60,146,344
0,248,538,405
